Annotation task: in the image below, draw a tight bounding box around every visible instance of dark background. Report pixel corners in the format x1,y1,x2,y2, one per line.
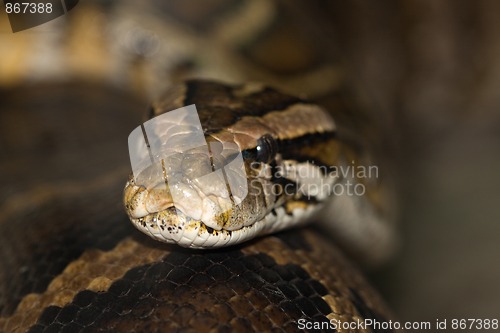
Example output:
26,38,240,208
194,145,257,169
324,0,500,323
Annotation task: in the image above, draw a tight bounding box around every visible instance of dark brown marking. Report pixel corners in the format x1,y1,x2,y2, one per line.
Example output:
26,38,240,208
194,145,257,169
180,80,304,133
277,131,338,170
29,248,333,332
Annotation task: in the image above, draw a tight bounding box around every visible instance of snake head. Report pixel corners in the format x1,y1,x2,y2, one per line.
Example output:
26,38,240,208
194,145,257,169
123,80,338,249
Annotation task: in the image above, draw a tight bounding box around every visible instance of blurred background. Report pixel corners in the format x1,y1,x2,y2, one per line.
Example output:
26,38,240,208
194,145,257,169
1,0,499,327
324,1,500,323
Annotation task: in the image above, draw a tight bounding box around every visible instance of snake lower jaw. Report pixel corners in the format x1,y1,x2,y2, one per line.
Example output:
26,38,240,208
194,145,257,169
129,197,322,249
128,207,258,248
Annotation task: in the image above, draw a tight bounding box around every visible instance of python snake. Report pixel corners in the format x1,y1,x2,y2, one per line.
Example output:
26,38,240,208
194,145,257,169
0,0,398,332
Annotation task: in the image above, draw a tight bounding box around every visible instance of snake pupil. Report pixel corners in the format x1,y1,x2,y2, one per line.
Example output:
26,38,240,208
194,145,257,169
256,134,278,163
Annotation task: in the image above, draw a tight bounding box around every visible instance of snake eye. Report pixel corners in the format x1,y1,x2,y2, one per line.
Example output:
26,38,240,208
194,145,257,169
256,134,278,163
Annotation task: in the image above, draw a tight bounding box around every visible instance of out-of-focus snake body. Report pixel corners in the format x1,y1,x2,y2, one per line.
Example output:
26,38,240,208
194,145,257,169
0,0,398,332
